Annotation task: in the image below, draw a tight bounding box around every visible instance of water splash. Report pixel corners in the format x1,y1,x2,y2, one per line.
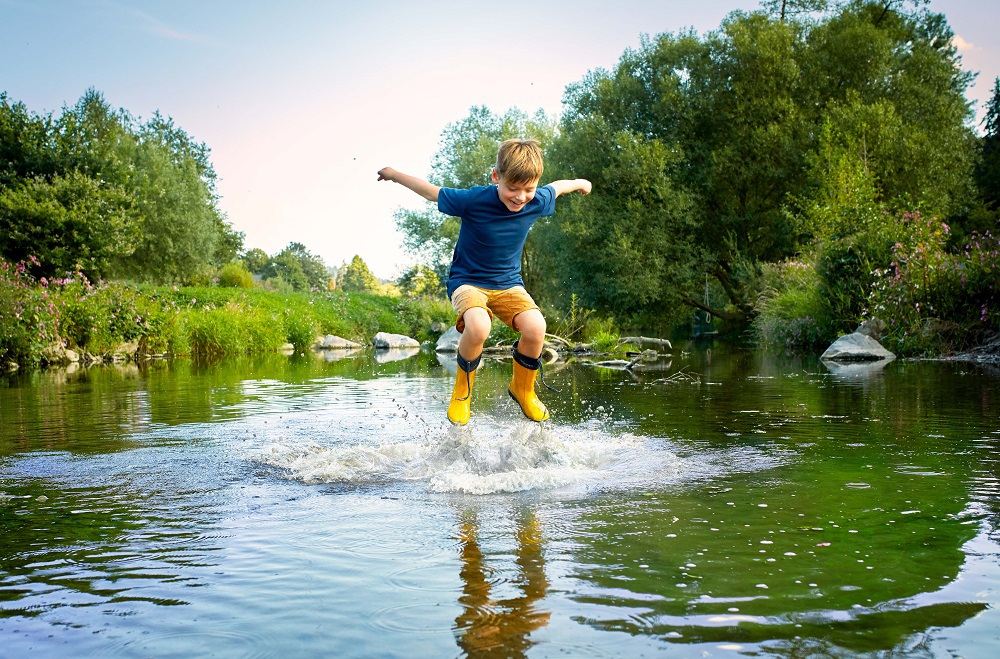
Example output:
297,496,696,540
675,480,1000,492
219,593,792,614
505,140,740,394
254,410,781,496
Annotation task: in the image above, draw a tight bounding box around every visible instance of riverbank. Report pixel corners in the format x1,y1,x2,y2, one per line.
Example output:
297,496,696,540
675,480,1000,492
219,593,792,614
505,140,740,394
1,265,455,370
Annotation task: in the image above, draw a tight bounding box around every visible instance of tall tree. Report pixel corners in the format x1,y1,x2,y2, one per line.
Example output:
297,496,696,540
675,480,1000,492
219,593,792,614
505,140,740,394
543,0,976,324
394,106,557,284
977,77,1000,210
338,255,379,293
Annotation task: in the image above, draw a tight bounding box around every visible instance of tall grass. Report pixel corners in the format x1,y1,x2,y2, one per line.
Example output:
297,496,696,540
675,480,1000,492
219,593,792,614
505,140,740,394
0,257,455,368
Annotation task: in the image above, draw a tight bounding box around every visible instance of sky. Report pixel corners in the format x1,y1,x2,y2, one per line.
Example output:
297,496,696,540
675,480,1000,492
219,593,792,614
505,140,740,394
3,0,999,279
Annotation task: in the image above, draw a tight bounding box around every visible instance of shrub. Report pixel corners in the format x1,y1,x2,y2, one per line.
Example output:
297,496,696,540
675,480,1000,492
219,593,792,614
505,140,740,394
0,256,62,366
218,261,255,288
867,214,999,354
752,258,836,352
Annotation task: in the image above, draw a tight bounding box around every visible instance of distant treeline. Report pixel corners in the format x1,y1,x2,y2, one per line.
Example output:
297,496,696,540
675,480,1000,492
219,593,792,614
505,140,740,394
0,88,243,284
396,0,1000,354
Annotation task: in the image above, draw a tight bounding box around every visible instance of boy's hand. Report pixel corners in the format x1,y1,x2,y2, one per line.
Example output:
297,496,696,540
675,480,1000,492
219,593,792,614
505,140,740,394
550,178,593,197
375,166,440,202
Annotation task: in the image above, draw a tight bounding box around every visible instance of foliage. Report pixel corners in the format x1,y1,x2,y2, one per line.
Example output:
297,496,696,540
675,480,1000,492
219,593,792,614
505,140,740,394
338,255,380,293
752,257,837,352
393,106,557,282
866,213,999,355
0,256,62,366
0,256,457,367
217,261,255,288
243,248,270,275
259,242,330,292
0,90,242,283
396,265,442,298
539,1,976,325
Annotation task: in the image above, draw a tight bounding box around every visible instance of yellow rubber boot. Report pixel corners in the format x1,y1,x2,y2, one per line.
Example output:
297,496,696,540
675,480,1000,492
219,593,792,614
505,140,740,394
447,352,480,425
508,343,549,422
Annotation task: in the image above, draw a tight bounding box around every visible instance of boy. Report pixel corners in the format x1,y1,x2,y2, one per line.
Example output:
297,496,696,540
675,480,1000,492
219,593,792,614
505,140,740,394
377,138,591,425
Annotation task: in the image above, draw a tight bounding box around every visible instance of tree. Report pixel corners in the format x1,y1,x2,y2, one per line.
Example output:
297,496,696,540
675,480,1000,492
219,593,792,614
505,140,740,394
243,248,270,274
977,77,1000,209
0,89,242,283
0,171,135,278
394,106,557,283
542,1,976,324
338,255,380,293
397,265,441,298
259,242,330,292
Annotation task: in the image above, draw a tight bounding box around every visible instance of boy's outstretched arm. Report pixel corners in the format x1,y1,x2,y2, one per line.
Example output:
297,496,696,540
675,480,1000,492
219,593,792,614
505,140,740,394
548,178,592,197
377,167,440,202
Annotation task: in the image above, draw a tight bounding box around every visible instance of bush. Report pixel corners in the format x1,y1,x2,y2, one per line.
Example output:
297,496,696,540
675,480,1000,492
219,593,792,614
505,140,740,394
866,214,1000,354
218,261,255,288
752,258,837,352
0,256,62,366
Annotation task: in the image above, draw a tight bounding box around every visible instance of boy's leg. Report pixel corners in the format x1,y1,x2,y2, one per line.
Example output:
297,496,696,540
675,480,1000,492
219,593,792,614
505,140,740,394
448,287,492,425
511,309,546,359
509,307,550,422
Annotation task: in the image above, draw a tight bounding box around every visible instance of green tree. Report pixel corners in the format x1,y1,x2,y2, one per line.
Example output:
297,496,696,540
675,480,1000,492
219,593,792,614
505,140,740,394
977,77,1000,210
243,248,270,274
394,106,557,283
397,264,441,298
544,1,976,324
338,255,380,293
0,171,135,277
259,242,329,292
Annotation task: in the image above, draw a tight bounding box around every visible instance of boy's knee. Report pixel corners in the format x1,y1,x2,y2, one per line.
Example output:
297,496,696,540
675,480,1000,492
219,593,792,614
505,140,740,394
514,310,546,339
462,308,492,342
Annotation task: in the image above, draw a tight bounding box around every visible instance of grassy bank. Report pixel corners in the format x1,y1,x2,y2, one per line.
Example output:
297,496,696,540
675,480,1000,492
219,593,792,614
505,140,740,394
1,259,455,368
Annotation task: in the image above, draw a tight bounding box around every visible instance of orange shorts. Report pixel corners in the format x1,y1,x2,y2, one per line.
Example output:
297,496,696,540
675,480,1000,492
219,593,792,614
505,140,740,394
451,285,540,333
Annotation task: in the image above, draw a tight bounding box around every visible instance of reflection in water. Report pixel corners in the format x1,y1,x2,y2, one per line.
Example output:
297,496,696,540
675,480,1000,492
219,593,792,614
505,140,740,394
454,510,550,658
2,347,1000,656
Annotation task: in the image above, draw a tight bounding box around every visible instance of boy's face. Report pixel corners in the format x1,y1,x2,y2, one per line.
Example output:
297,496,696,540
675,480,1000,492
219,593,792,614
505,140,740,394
492,168,539,213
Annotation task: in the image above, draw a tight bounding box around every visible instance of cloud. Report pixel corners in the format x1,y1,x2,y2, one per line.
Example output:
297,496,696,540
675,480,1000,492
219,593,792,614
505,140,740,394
100,0,204,43
953,35,977,53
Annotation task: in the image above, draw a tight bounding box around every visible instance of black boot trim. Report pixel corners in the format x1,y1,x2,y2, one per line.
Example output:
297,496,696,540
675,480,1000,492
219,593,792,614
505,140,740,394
511,340,559,393
455,351,481,401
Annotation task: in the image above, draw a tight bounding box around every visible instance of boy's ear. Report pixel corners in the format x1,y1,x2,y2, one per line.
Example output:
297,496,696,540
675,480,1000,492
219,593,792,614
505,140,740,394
490,168,499,184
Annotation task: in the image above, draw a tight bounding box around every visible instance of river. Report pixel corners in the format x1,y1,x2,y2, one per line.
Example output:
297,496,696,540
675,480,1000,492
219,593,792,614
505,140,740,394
1,346,998,657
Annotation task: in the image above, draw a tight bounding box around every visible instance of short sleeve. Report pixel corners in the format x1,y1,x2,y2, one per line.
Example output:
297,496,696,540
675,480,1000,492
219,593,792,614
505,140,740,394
537,185,557,217
438,187,468,217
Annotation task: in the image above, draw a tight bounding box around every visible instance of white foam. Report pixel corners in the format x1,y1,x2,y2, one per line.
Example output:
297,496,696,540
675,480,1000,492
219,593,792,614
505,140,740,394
254,415,781,495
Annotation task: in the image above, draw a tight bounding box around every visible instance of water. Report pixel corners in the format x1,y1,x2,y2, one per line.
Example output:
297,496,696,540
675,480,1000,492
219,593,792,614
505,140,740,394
1,346,999,657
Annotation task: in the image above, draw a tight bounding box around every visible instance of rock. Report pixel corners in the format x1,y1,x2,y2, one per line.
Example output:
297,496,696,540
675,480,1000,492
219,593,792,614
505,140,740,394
5,361,18,372
373,332,420,350
278,343,296,354
820,332,896,362
64,348,79,363
318,335,362,349
375,347,420,363
855,318,887,341
41,343,75,365
318,347,362,362
109,341,138,362
435,326,461,352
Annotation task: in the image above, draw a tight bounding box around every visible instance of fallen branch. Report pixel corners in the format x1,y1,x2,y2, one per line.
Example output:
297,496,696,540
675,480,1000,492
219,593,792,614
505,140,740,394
619,336,673,350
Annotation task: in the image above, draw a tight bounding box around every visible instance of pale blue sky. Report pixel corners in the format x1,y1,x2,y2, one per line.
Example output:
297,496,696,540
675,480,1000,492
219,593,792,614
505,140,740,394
2,0,998,278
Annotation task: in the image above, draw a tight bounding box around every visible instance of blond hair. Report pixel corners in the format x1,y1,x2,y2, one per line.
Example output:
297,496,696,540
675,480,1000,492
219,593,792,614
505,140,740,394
495,138,544,184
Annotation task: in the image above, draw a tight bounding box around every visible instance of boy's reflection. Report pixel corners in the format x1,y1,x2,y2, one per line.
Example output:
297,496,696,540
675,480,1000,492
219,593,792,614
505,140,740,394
453,510,551,657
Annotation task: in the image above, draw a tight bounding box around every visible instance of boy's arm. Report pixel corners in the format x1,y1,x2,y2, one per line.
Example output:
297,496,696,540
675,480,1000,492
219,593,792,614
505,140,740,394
377,167,441,202
547,179,592,197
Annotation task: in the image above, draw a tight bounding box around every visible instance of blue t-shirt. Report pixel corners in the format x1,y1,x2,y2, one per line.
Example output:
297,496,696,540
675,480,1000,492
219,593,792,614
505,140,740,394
439,184,556,297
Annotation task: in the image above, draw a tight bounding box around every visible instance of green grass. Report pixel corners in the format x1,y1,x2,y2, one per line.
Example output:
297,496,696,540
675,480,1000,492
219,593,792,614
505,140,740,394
1,267,457,367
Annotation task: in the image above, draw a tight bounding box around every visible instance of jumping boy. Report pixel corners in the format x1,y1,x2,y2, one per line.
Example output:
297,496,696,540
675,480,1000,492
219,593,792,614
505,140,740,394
377,138,591,425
